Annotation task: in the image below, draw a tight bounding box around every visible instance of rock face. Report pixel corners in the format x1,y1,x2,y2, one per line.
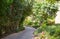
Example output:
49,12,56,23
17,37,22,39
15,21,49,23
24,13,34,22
55,2,60,24
55,5,60,24
55,11,60,24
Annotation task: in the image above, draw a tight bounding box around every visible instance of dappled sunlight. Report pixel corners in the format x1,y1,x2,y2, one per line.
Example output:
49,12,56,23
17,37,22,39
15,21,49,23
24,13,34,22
0,0,60,39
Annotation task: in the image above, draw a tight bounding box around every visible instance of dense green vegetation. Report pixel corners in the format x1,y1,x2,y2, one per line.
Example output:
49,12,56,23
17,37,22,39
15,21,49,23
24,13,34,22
0,0,60,39
34,25,60,39
23,0,58,28
33,0,60,39
24,0,60,39
0,0,34,38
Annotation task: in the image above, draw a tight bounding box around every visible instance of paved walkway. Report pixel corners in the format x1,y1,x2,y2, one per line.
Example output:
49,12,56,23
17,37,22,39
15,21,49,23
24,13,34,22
2,27,35,39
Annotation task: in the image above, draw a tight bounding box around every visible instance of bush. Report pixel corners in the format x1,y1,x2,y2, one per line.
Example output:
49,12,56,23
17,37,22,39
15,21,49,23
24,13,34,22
34,25,60,39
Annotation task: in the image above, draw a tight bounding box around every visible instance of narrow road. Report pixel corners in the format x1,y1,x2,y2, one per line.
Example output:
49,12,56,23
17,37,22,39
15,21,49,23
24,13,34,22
2,27,35,39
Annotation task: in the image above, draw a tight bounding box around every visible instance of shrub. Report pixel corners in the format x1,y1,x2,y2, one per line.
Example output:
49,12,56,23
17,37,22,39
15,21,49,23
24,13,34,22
34,25,60,39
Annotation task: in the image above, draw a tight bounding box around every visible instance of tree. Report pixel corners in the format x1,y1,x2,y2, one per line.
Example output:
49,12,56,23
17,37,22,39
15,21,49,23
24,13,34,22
0,0,34,38
23,0,58,28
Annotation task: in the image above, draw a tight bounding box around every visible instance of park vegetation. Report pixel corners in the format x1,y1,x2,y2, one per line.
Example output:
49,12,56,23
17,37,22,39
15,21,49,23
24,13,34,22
24,0,60,39
0,0,60,39
0,0,34,38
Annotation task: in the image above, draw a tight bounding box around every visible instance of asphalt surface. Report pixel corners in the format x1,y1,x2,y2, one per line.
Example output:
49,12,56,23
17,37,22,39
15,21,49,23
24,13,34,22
2,27,35,39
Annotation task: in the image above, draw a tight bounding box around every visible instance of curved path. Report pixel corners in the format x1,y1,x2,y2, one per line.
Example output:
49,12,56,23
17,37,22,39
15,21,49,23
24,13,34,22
2,27,35,39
